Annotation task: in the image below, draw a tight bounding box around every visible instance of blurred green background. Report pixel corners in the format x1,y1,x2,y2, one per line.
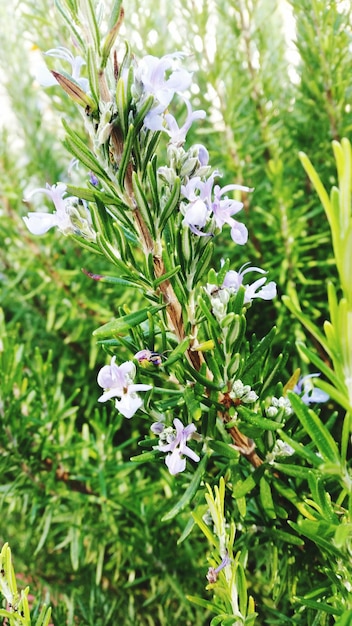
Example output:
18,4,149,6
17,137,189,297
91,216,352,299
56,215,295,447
0,0,351,623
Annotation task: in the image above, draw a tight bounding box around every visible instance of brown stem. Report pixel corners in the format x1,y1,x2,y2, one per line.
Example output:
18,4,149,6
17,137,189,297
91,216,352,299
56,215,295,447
226,425,263,468
221,395,263,469
129,203,203,370
105,85,256,460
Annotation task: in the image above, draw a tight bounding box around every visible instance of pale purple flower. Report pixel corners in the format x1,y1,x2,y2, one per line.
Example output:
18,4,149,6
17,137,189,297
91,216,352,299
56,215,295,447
181,173,251,243
211,184,249,244
183,199,211,236
136,53,192,131
23,183,74,235
150,421,165,435
222,264,277,304
164,99,206,145
136,53,192,108
97,357,152,419
37,47,89,91
294,374,329,405
153,417,200,475
194,144,209,167
181,175,204,202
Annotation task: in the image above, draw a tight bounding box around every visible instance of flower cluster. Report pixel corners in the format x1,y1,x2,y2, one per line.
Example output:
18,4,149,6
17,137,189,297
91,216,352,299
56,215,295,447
265,440,295,464
133,53,251,244
266,374,329,419
133,53,208,147
265,396,293,418
134,52,192,126
23,43,279,481
229,379,258,404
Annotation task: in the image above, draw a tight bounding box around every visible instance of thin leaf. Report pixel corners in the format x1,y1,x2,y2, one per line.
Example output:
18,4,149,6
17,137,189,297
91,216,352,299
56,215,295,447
162,337,190,367
101,4,124,68
299,151,336,231
147,157,160,214
242,327,277,378
158,178,181,233
132,171,155,236
186,595,224,613
333,610,352,626
237,406,281,431
35,606,53,626
294,596,342,616
288,392,340,464
153,265,181,288
93,305,164,337
233,465,265,498
282,296,333,358
62,121,108,180
86,45,99,104
296,342,343,392
51,70,97,111
118,124,134,186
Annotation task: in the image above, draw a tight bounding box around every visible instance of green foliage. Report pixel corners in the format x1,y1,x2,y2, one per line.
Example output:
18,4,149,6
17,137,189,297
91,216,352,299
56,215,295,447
1,0,352,624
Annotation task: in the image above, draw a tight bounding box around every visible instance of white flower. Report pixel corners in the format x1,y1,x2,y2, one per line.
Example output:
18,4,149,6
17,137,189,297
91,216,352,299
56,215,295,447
152,418,200,475
266,439,295,464
37,47,89,91
136,53,191,104
183,199,210,235
23,183,73,235
97,357,152,419
222,263,277,304
266,396,293,417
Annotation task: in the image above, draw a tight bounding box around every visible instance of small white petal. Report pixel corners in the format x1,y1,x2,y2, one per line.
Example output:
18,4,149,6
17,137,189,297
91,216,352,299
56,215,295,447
230,222,248,245
183,199,209,228
165,450,186,475
115,394,143,419
98,389,120,403
23,213,58,235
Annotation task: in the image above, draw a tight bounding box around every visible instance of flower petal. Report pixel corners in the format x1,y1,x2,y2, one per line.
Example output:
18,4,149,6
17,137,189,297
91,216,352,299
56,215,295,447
115,394,143,419
165,450,186,475
230,221,248,244
23,213,59,235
